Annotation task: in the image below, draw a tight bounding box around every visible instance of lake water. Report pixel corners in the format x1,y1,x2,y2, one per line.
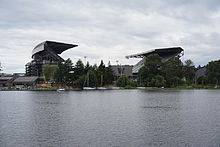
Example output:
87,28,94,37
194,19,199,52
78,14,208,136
0,90,220,147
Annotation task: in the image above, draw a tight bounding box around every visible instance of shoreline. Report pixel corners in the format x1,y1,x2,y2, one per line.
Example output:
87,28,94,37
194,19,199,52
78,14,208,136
1,87,220,91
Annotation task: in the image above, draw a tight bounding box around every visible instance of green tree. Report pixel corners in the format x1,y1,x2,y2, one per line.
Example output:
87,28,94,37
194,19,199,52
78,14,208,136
84,62,91,75
197,76,208,85
97,60,105,86
162,57,183,87
87,70,98,87
116,75,129,87
128,80,138,87
104,65,114,85
73,59,85,81
98,60,105,73
144,54,163,77
183,59,196,85
64,58,74,83
154,75,165,87
138,54,163,86
146,75,165,87
170,76,182,87
76,75,86,89
54,58,73,84
207,60,220,85
138,66,148,86
43,65,59,82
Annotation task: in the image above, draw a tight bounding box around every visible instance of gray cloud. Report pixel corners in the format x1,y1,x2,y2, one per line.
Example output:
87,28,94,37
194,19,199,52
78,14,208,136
1,0,220,73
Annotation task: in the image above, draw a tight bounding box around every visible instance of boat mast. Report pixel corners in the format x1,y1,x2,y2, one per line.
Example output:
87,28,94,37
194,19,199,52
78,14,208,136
87,71,89,87
101,74,103,87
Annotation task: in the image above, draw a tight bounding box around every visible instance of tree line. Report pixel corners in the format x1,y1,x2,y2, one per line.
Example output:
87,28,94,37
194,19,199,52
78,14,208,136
198,60,220,86
43,55,220,88
117,54,220,88
43,59,114,89
138,54,220,87
137,54,195,87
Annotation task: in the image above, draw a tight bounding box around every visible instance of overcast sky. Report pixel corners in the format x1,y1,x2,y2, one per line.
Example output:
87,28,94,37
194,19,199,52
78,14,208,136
1,0,220,73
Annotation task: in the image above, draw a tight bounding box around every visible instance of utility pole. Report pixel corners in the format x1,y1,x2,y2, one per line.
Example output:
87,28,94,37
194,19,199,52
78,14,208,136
101,74,103,87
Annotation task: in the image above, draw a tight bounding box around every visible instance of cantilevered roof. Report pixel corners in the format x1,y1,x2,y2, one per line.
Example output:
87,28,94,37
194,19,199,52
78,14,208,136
125,47,184,59
32,41,78,57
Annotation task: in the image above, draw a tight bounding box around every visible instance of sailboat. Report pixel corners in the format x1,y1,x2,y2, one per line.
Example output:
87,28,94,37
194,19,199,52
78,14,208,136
83,72,96,90
97,74,107,90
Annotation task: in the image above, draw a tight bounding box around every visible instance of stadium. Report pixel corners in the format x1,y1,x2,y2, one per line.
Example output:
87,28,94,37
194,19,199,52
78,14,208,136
125,47,184,74
25,41,78,76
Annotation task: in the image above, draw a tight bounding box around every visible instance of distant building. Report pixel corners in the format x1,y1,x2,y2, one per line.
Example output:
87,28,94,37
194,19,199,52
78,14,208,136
196,66,207,77
125,47,184,74
0,73,13,77
0,77,14,88
13,76,39,88
111,65,133,77
25,41,78,76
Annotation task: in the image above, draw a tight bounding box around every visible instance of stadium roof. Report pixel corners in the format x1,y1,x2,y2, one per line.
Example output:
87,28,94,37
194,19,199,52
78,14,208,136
125,47,184,59
32,41,78,57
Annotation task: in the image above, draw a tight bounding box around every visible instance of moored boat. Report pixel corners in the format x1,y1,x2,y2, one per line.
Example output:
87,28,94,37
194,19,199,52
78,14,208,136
57,88,65,92
83,87,96,90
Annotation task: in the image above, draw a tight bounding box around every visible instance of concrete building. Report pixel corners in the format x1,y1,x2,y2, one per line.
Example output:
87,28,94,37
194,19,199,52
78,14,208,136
196,66,207,78
111,65,133,77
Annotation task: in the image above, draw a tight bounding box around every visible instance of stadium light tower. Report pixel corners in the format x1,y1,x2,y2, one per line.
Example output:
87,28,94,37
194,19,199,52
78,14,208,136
84,56,87,65
0,62,2,71
115,60,122,76
116,60,119,65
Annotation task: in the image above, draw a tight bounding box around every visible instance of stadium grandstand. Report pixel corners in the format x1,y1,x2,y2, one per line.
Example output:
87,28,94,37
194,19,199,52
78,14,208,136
125,47,184,74
25,41,78,76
